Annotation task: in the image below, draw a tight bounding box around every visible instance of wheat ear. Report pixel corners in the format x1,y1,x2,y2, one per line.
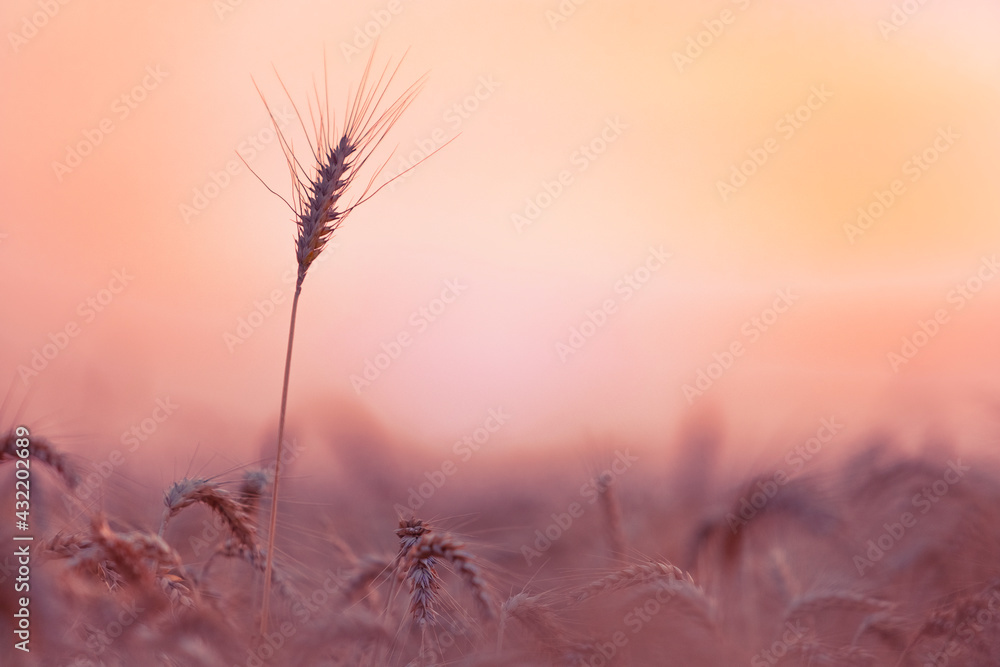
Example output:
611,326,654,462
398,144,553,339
255,50,426,635
394,518,494,638
408,531,495,621
48,515,195,608
2,429,80,488
159,477,257,553
567,559,704,606
893,578,1000,666
784,590,894,623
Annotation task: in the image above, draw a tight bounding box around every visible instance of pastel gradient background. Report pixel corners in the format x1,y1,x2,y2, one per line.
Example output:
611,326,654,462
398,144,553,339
3,0,1000,481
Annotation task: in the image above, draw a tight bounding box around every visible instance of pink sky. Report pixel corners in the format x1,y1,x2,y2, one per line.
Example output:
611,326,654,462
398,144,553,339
3,0,1000,479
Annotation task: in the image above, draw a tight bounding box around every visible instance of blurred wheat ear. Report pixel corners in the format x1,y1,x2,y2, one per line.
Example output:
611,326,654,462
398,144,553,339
250,49,427,635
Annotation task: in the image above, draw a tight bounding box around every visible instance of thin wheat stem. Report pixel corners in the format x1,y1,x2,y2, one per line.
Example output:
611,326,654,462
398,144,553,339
597,472,626,564
260,282,301,635
255,48,431,636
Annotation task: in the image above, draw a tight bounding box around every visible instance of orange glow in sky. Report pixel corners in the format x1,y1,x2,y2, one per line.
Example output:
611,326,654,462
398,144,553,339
3,0,1000,474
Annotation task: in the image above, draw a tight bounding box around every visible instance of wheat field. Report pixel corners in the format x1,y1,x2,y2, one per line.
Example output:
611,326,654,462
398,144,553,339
4,421,1000,665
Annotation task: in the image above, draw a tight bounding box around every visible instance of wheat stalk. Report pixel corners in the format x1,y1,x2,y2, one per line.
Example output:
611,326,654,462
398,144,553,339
2,428,80,488
894,578,1000,667
254,49,427,635
567,559,698,605
403,538,440,630
159,477,257,553
396,528,493,667
392,518,494,643
596,472,627,564
47,515,195,608
784,589,895,623
408,531,495,621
